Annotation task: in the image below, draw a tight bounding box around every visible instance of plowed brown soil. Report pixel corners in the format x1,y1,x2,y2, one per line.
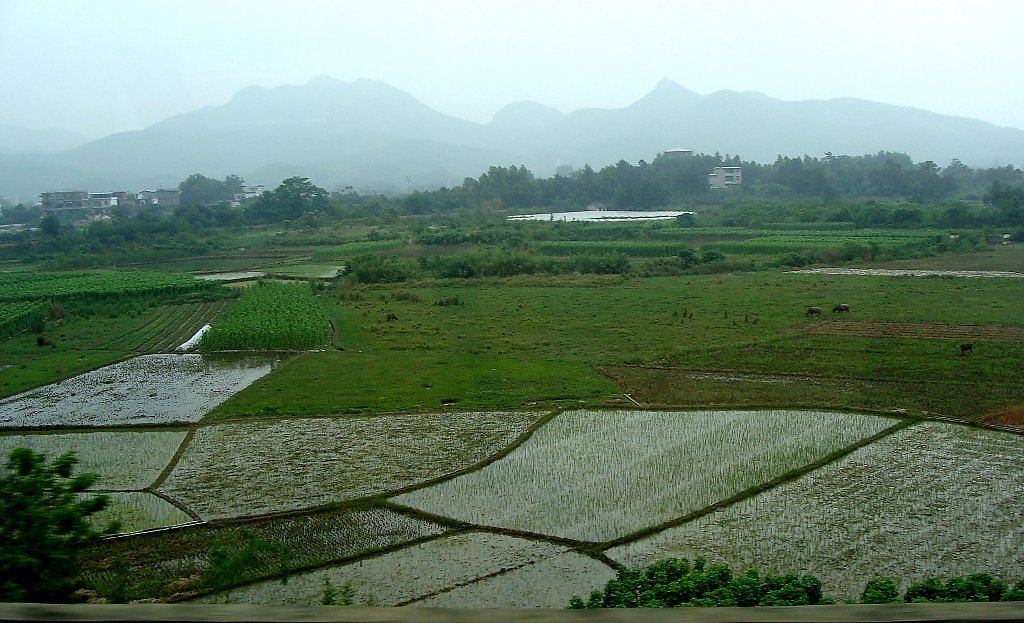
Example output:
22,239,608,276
806,320,1024,342
986,405,1024,429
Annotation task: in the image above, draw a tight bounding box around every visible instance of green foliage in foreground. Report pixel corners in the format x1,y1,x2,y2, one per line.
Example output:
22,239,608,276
0,448,112,603
571,559,1024,608
201,281,331,351
570,557,824,608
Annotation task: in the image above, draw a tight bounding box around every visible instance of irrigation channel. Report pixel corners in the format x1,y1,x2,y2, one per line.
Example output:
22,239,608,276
1,355,1022,606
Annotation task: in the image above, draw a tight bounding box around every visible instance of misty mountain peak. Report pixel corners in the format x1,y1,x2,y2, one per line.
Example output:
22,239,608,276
632,79,700,110
489,101,564,127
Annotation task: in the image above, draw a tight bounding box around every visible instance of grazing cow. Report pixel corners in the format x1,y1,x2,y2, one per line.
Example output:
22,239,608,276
806,306,822,317
386,312,398,322
959,342,973,356
833,303,850,313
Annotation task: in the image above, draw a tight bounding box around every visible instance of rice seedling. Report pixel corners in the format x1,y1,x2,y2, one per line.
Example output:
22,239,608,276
412,551,616,608
195,532,568,606
393,409,895,541
607,421,1024,602
89,492,194,534
159,411,542,519
78,507,447,602
0,353,278,427
0,429,185,489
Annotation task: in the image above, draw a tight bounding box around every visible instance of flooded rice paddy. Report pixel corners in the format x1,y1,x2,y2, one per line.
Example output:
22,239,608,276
159,411,543,519
793,267,1024,278
197,532,605,607
89,492,194,534
0,353,278,427
3,352,1021,606
0,429,185,489
392,409,895,541
607,422,1024,600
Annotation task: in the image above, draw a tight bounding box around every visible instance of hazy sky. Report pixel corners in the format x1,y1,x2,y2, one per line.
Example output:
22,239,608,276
3,0,1023,139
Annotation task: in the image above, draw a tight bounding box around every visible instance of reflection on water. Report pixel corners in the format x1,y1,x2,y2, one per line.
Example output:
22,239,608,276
0,353,280,428
508,210,693,222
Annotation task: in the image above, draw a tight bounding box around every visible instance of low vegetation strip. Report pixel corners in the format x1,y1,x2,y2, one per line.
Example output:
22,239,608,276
0,300,49,338
391,409,895,542
0,270,222,303
606,421,1024,602
158,411,544,520
806,320,1024,342
200,281,331,350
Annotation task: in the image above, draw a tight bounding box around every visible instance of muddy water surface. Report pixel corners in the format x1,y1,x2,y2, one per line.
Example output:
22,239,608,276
0,353,278,428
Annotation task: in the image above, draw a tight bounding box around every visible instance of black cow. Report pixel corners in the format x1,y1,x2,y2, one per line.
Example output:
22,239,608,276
833,303,850,313
806,306,822,317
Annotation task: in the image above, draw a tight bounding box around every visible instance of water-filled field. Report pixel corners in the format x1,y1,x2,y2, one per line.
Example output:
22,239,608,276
392,409,896,541
0,354,278,427
0,429,185,489
197,532,602,606
159,411,543,519
607,421,1024,600
89,492,194,533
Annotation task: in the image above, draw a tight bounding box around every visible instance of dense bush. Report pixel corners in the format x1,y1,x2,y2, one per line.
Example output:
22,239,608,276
569,558,823,608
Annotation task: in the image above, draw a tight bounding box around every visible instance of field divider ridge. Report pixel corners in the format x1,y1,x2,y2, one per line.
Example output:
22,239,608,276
598,417,918,552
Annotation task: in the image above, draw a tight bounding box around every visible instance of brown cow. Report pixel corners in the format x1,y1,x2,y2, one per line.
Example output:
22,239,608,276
959,342,973,356
386,312,398,322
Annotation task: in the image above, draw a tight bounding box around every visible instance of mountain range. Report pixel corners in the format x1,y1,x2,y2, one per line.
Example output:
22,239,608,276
2,76,1023,202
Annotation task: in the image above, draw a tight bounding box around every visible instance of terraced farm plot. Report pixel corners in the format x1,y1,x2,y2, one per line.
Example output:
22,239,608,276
607,422,1024,601
413,551,616,608
90,492,195,534
0,353,278,427
196,532,572,606
393,409,897,541
160,411,543,519
0,429,185,489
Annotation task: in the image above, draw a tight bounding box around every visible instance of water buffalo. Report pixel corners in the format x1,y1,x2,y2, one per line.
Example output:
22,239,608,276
959,342,973,355
806,306,822,316
833,303,850,313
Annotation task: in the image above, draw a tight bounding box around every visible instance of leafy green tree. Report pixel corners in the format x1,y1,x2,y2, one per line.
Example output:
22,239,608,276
247,177,330,223
0,448,112,602
39,214,61,238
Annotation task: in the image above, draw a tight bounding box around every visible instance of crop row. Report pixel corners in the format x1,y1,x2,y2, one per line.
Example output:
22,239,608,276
0,300,49,338
0,270,223,303
533,241,693,257
200,282,331,351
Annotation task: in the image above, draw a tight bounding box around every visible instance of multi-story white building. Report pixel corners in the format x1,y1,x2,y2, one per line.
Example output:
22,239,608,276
708,166,742,189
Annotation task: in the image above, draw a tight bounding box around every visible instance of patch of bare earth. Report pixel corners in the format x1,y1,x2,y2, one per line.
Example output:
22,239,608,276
806,320,1024,342
986,405,1024,430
